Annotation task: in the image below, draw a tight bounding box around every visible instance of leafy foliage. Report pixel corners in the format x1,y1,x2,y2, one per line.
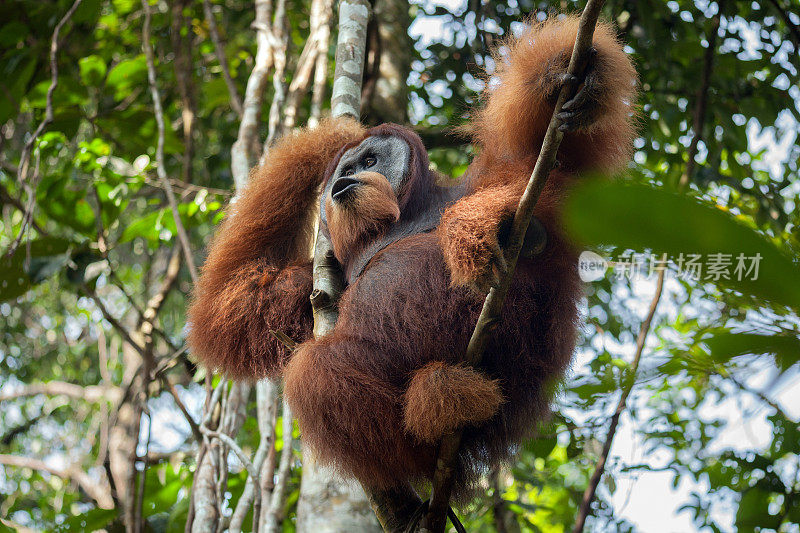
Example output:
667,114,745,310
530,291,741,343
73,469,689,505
0,0,798,531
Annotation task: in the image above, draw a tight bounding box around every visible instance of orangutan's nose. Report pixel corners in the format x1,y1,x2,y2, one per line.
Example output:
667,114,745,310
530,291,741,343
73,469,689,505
331,176,362,202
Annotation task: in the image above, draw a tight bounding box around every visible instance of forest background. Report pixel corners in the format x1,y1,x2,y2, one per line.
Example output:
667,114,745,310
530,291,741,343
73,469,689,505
1,0,799,531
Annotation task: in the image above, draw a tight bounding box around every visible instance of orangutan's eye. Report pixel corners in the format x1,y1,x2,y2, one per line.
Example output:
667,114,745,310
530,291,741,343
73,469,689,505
342,167,354,176
364,155,377,168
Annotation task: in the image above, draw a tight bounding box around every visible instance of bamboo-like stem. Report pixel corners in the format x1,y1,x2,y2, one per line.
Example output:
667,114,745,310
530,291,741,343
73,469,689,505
308,0,334,126
230,0,275,191
419,2,607,531
263,0,288,149
262,399,295,533
228,380,279,533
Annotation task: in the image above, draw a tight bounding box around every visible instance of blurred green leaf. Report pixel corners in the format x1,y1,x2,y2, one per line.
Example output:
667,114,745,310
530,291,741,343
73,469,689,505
565,181,800,311
56,507,118,532
705,332,800,372
78,55,107,86
0,237,74,302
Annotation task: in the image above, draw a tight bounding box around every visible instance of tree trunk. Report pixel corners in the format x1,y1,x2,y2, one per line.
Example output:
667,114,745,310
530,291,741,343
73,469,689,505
296,1,382,531
361,0,412,125
296,462,382,532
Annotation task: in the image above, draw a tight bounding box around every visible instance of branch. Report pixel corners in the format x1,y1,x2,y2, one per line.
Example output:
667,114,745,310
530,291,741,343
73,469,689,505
0,180,47,234
202,0,244,117
280,21,319,132
0,454,113,509
678,9,720,188
229,380,279,533
282,0,334,129
80,283,146,357
420,3,607,531
261,399,294,533
230,0,275,191
162,378,203,441
138,248,181,341
329,0,370,119
189,445,219,533
571,269,664,533
141,0,199,283
0,381,122,404
7,0,82,257
310,0,368,329
726,373,797,423
200,428,260,482
1,413,45,446
309,0,370,339
170,0,197,185
569,23,718,520
134,410,153,533
308,0,334,125
263,0,289,149
570,9,720,525
16,0,82,183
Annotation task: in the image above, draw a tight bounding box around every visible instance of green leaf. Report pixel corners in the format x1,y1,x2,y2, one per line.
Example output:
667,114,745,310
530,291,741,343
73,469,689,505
79,55,108,87
0,238,73,302
564,181,800,311
106,55,147,101
56,507,118,531
119,209,165,245
736,488,781,529
0,55,36,123
705,332,800,372
527,434,557,458
0,21,28,47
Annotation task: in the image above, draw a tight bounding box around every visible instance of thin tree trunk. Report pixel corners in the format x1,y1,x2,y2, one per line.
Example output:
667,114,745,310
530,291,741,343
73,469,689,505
361,0,412,125
296,1,382,531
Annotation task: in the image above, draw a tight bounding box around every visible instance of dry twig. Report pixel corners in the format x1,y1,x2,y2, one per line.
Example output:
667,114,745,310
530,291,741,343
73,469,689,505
572,12,720,526
571,269,664,533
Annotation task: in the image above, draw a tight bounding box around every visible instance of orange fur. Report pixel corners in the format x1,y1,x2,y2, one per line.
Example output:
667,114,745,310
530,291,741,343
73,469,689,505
441,16,637,288
187,117,366,378
325,171,401,265
403,362,504,444
190,14,636,498
466,16,638,174
438,183,524,287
